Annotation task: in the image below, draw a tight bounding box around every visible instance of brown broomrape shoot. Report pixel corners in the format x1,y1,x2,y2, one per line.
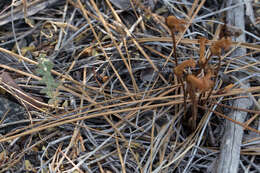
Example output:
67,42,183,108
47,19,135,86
166,16,187,65
198,36,208,68
205,37,232,104
187,70,214,93
186,70,214,130
174,58,196,113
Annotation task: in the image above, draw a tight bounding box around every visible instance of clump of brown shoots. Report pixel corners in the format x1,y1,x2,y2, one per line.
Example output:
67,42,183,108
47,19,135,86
166,16,235,130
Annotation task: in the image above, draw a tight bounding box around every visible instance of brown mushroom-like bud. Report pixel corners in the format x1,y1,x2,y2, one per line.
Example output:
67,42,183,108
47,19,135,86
174,59,196,78
210,37,232,56
187,71,214,92
165,16,186,32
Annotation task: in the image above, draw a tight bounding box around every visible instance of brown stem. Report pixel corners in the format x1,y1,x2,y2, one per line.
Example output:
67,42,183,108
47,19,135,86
170,29,178,66
203,55,221,105
203,52,212,70
179,78,187,114
187,84,197,131
195,52,212,76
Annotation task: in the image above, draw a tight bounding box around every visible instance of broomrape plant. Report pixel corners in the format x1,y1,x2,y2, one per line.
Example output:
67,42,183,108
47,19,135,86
166,16,233,130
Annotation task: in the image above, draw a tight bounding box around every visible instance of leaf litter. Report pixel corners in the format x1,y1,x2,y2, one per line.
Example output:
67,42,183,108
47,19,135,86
0,0,259,172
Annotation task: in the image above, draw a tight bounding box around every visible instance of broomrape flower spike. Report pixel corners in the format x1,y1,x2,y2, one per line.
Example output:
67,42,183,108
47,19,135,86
198,36,208,68
165,16,186,33
174,58,196,114
166,15,187,66
186,69,214,131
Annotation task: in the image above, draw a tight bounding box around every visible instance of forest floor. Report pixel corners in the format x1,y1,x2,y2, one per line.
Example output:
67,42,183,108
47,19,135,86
0,0,260,172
